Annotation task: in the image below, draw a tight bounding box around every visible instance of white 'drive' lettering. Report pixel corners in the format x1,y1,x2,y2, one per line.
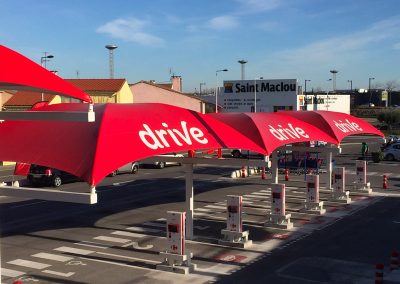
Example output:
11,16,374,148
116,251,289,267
268,123,310,141
139,121,209,150
333,119,363,133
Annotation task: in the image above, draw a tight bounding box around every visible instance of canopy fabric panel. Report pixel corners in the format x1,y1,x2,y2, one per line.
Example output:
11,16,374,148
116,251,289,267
0,45,92,103
0,103,266,185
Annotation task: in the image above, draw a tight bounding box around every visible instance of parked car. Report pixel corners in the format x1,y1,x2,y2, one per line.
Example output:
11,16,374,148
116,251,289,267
27,164,80,187
383,142,400,161
140,153,184,169
108,161,139,177
231,149,264,159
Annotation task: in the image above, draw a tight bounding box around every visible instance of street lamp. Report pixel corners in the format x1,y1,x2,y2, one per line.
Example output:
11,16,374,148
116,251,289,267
238,60,247,80
199,82,206,95
254,77,263,112
330,70,338,92
215,69,228,113
347,80,353,91
40,52,54,101
304,79,310,110
105,44,118,78
369,77,375,106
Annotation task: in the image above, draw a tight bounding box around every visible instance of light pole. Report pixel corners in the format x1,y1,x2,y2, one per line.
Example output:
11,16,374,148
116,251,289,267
105,44,118,78
327,78,332,92
40,52,54,101
238,60,247,80
369,77,375,106
199,82,206,95
304,79,310,110
254,77,263,112
347,80,353,91
215,69,228,113
330,70,338,92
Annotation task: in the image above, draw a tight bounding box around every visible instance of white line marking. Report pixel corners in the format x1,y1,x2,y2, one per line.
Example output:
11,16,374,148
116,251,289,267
32,252,73,262
42,270,75,277
75,241,111,249
7,259,51,269
1,267,25,277
54,246,94,255
95,251,159,264
143,222,165,228
196,208,214,213
205,205,226,210
111,230,147,238
126,226,161,233
93,236,132,244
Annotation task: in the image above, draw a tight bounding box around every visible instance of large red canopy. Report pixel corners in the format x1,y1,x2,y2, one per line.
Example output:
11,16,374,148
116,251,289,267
279,110,384,142
0,103,266,185
208,112,339,154
0,45,92,103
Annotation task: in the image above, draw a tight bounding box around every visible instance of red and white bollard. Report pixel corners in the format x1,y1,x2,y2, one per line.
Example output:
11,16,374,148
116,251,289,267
188,150,195,158
241,166,246,178
383,175,388,189
375,263,384,284
217,148,222,158
261,167,266,180
390,250,399,271
284,169,289,181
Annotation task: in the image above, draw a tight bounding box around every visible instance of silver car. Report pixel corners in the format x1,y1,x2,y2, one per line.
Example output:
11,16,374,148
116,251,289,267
108,161,139,177
383,142,400,161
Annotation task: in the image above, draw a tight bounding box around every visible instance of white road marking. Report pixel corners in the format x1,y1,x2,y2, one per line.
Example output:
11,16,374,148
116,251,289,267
196,208,214,213
75,241,111,249
95,251,159,264
393,221,400,224
111,230,147,238
126,226,161,233
54,246,94,255
32,252,73,262
1,267,25,277
93,236,132,244
205,205,225,210
7,259,51,269
143,221,165,228
42,270,75,277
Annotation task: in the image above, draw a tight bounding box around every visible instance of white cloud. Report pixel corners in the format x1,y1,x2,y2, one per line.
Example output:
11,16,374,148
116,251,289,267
208,15,239,30
234,0,282,14
96,18,164,47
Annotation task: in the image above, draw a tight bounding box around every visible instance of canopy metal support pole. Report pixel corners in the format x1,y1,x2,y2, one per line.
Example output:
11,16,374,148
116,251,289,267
271,151,278,183
326,151,333,190
185,163,194,240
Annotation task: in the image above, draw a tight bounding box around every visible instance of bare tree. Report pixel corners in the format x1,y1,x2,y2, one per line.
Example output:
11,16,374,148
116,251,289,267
385,80,399,106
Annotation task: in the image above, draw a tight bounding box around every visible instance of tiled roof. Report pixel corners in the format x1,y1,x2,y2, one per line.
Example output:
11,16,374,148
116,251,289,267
66,79,126,92
4,91,55,106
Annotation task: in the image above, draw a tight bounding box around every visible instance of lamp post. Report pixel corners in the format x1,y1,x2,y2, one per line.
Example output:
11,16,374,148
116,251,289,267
304,79,310,110
199,82,206,95
215,69,228,113
40,52,54,101
330,70,338,92
254,77,263,112
105,44,118,78
347,80,353,91
369,77,375,106
238,60,247,80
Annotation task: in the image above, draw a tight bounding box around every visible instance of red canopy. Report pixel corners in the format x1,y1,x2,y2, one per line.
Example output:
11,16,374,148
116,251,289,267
0,45,92,103
208,112,339,154
279,110,384,142
0,103,266,185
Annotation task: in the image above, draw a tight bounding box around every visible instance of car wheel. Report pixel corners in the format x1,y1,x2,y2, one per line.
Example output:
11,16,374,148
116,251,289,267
131,165,139,174
53,176,62,187
232,150,241,158
158,162,165,169
386,154,395,161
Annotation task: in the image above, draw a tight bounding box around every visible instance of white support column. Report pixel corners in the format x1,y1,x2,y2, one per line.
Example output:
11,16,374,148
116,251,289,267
272,151,278,184
326,151,333,190
185,164,194,240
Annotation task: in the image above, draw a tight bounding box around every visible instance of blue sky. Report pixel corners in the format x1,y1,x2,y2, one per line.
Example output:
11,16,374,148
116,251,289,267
2,0,400,92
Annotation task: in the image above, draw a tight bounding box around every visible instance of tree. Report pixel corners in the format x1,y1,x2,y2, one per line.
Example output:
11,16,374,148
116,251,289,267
385,80,399,106
377,109,400,132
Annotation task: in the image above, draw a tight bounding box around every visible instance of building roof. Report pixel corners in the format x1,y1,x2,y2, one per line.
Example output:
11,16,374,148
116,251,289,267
4,91,55,106
66,79,126,92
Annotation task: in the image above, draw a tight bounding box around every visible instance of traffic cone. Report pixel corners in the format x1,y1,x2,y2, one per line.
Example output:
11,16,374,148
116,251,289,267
217,148,222,158
375,263,384,284
383,175,388,189
390,250,399,271
241,166,246,178
284,169,289,181
13,281,23,284
261,167,266,179
188,149,195,158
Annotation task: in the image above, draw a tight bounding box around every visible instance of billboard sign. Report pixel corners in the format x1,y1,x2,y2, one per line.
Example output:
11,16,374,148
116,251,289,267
226,195,243,233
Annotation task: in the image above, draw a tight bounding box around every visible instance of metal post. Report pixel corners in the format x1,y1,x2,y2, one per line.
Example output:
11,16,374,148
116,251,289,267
272,151,278,184
326,151,333,190
185,164,194,240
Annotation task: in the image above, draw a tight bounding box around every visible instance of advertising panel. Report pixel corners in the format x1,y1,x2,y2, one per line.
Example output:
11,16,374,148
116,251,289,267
355,160,367,184
333,167,346,193
167,211,185,255
306,174,319,203
226,195,243,233
271,183,285,215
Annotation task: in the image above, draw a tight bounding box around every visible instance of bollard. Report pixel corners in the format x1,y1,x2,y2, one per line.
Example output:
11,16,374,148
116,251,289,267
284,169,289,181
217,148,222,158
188,150,195,158
241,166,246,178
383,175,388,189
13,281,23,284
390,250,399,271
375,263,384,284
261,167,266,180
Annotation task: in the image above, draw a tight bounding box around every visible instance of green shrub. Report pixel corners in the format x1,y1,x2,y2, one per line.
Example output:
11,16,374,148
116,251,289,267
371,151,384,163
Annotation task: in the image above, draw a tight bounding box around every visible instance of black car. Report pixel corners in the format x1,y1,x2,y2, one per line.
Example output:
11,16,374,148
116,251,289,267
27,164,79,187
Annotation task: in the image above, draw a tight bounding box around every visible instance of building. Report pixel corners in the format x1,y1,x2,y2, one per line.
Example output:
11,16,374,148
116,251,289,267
0,91,13,110
130,76,207,113
219,79,350,114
